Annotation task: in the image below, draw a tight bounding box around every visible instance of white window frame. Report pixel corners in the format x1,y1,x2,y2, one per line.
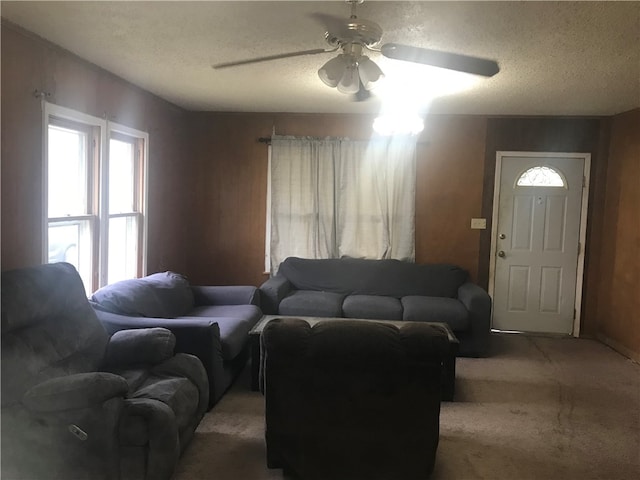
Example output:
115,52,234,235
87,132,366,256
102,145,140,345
101,122,149,286
264,144,272,274
43,103,148,292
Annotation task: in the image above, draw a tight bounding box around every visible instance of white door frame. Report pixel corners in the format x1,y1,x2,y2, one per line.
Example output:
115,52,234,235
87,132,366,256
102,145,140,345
489,151,591,337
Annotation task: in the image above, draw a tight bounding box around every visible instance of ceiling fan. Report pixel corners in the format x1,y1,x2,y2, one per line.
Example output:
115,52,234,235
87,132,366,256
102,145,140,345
213,0,500,101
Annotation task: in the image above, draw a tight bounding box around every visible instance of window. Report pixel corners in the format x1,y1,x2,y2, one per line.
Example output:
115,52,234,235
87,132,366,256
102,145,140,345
106,133,145,285
47,116,98,293
516,166,566,187
45,104,147,294
267,135,416,274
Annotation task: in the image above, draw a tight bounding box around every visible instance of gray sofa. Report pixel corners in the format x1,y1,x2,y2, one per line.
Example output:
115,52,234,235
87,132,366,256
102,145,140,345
1,262,209,480
90,271,262,407
259,257,492,357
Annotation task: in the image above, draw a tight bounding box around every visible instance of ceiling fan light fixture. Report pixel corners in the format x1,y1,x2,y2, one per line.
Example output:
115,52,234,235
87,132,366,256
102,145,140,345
319,52,383,96
318,54,349,88
357,56,384,90
337,63,360,94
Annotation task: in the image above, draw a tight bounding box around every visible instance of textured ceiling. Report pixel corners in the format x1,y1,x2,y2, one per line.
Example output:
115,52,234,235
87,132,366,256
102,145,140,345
2,1,639,115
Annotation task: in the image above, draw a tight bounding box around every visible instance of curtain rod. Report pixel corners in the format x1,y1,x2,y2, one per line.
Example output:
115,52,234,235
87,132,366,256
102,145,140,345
258,136,336,144
258,137,430,145
258,136,339,145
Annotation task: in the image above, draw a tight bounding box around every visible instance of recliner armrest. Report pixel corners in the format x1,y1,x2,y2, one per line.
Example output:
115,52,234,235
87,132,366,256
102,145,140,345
191,285,260,307
22,372,128,413
103,327,176,367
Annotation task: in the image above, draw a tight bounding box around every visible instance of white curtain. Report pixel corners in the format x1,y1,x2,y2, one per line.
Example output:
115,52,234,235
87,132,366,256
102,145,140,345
269,135,416,273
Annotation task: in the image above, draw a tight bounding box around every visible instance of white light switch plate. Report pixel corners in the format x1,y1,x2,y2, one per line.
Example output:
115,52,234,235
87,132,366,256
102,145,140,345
471,218,487,230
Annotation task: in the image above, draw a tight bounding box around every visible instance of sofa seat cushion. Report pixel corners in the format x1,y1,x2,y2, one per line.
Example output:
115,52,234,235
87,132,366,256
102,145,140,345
186,304,261,320
279,290,344,318
182,305,261,360
91,272,194,318
342,295,403,320
401,296,470,331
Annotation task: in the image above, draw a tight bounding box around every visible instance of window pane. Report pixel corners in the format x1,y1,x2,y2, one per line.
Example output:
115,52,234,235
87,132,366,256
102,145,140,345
516,166,565,187
48,125,88,216
109,138,135,214
108,216,138,284
48,221,93,295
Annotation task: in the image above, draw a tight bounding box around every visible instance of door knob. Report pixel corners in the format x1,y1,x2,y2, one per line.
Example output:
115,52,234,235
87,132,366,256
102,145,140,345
497,250,506,258
499,233,506,239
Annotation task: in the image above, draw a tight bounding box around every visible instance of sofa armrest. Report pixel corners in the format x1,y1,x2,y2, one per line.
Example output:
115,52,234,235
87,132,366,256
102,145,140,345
259,275,292,314
191,285,260,307
104,328,176,367
457,282,492,356
22,372,128,413
169,324,225,407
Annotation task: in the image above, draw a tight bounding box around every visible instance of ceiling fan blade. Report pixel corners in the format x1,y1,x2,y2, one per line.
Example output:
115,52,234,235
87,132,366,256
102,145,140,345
213,48,331,69
381,43,500,77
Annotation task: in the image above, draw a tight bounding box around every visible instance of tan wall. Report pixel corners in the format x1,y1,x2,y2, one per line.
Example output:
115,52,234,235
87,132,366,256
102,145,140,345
187,113,487,287
596,109,640,359
1,22,193,275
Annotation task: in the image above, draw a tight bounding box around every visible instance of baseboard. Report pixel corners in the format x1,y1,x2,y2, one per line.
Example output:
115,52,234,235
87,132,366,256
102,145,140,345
597,334,640,364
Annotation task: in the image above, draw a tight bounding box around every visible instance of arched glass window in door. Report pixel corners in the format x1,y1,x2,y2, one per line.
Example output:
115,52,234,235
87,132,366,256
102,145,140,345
516,166,566,187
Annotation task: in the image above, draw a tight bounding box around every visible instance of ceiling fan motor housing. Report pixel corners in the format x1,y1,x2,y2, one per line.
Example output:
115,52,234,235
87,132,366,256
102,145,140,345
324,17,383,50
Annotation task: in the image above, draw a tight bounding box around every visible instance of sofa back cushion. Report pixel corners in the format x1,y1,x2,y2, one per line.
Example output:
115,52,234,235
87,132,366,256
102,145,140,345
277,257,468,298
91,272,194,318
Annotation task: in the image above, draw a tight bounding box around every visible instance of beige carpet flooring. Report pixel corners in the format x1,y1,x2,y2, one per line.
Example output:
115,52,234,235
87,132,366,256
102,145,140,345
173,333,640,480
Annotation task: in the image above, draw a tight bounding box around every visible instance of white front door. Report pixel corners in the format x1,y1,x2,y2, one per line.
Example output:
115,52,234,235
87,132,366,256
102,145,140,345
490,152,590,335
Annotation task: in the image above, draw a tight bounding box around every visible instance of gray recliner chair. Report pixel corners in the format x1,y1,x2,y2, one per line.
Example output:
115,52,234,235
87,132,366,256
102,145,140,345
1,262,209,480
